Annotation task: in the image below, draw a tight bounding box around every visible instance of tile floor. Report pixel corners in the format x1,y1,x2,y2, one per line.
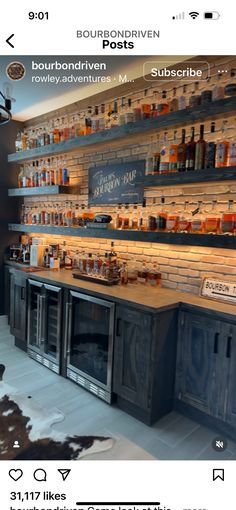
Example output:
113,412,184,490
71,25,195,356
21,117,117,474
1,315,236,460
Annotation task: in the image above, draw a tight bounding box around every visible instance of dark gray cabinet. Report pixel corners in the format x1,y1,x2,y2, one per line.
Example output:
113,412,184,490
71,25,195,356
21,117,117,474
113,305,178,425
27,279,62,373
9,270,28,351
4,265,11,322
175,310,236,430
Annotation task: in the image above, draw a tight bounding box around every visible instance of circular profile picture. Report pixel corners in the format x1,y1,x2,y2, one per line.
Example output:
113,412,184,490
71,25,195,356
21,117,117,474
6,61,26,81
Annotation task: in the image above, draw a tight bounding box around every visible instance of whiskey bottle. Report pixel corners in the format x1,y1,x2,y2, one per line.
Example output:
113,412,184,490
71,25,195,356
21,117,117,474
194,124,206,170
191,201,205,234
185,127,196,171
221,199,236,234
159,132,170,174
177,129,187,172
169,130,178,173
204,121,216,169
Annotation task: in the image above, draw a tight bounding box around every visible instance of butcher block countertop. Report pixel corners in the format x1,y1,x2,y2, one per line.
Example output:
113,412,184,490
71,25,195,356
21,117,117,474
6,264,235,319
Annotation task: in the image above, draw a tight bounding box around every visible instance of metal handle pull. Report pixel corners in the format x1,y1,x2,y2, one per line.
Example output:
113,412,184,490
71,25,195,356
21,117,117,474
116,318,121,337
226,335,232,358
21,286,25,300
214,332,219,354
64,302,72,360
36,293,40,346
40,295,46,345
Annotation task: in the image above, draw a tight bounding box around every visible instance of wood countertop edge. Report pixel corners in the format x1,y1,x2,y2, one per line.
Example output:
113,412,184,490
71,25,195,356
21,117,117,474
5,262,236,319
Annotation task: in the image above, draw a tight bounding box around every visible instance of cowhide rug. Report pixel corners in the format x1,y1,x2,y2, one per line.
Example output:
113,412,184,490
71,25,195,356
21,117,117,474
0,365,114,460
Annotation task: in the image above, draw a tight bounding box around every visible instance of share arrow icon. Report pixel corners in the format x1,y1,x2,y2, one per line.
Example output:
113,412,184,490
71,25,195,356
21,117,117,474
58,469,71,481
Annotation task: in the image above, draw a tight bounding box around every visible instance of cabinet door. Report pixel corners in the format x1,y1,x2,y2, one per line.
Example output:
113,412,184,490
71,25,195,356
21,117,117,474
224,323,236,426
41,284,62,364
4,265,11,321
113,305,153,410
27,279,44,351
10,272,27,342
175,311,222,417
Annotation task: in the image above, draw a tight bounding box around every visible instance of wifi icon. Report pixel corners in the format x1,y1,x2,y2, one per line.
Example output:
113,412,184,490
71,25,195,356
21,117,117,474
189,11,200,19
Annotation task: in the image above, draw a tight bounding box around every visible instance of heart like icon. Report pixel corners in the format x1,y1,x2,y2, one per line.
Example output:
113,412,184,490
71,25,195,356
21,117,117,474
9,469,23,481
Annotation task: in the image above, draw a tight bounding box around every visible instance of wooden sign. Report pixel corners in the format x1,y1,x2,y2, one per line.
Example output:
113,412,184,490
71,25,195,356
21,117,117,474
200,278,236,304
88,160,145,205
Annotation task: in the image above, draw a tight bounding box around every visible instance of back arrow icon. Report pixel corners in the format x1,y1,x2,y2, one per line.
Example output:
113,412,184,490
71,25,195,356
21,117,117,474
6,34,14,48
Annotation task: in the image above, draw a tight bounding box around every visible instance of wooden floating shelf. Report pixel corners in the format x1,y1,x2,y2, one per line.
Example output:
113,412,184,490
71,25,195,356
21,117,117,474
8,185,80,197
8,223,236,249
143,166,236,187
8,97,236,164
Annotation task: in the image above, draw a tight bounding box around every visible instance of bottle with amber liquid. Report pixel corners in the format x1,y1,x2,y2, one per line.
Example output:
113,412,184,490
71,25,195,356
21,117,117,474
205,200,221,234
185,127,196,171
169,87,179,112
157,90,169,115
147,263,162,287
221,200,236,234
178,201,191,233
191,201,205,234
194,124,206,170
177,129,187,172
166,202,179,232
137,261,148,284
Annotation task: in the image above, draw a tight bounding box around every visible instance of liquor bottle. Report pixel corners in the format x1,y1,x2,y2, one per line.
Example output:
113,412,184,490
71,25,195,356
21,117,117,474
169,131,178,173
62,157,69,185
178,84,187,110
137,261,148,284
121,205,130,229
18,167,24,188
191,201,205,234
153,135,161,174
141,89,151,119
105,103,113,129
65,251,73,269
15,131,22,151
21,131,28,151
115,204,122,229
178,201,191,233
45,159,51,186
166,202,179,232
215,126,229,168
177,129,187,172
133,98,142,122
194,124,206,170
228,140,236,166
159,132,170,174
91,106,99,132
156,196,167,231
169,87,179,112
125,98,134,123
120,262,128,284
119,97,126,125
145,137,154,175
205,200,221,234
204,121,216,169
221,200,236,234
150,90,158,117
147,263,162,287
85,107,92,135
212,72,225,101
185,127,196,171
110,99,119,127
157,91,169,115
53,120,60,144
99,104,106,131
130,204,138,230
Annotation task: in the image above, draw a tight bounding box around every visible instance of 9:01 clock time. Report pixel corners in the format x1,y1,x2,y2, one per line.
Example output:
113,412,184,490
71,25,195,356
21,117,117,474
28,12,49,20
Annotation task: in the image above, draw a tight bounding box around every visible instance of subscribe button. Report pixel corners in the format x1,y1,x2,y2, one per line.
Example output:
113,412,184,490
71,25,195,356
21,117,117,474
143,60,210,81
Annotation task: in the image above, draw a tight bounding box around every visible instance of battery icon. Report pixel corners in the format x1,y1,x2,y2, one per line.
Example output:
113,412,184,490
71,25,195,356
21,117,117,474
204,11,220,19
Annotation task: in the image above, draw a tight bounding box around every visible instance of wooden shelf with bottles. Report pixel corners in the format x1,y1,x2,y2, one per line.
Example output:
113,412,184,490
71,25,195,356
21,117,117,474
8,223,236,249
143,166,236,187
8,185,80,197
7,97,236,164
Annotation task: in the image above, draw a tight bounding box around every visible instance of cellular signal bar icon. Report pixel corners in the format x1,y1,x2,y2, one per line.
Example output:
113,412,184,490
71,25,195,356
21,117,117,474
172,12,185,20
